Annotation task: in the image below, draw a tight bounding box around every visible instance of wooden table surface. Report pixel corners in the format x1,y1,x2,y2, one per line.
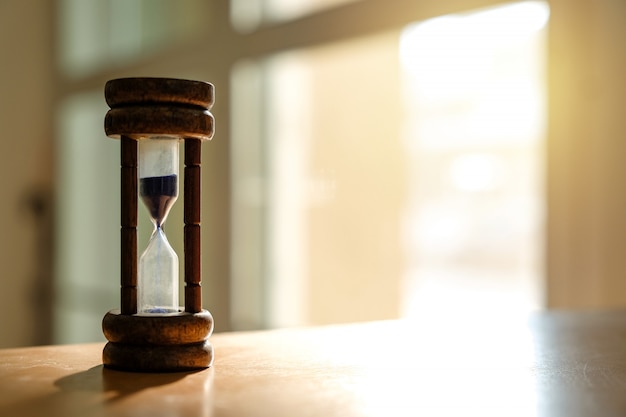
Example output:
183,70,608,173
2,311,626,416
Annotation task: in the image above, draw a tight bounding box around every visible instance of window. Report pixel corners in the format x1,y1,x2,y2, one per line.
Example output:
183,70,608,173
55,0,548,341
232,1,548,328
399,2,548,316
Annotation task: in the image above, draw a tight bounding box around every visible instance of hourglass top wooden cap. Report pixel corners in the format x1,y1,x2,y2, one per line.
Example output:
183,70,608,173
104,77,214,141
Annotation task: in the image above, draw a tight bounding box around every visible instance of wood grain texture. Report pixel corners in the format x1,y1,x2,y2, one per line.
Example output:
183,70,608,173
184,138,202,312
120,136,137,315
104,78,215,141
184,225,201,285
102,310,213,345
103,340,213,372
5,312,626,416
185,285,202,314
102,310,214,372
105,107,214,141
184,167,201,225
105,77,214,110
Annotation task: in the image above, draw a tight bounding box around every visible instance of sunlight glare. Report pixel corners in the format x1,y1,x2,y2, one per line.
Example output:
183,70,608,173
399,1,549,102
399,0,547,319
449,153,505,192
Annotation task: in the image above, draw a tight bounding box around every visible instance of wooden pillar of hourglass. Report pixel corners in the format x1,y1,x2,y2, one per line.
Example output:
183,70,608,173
101,77,215,372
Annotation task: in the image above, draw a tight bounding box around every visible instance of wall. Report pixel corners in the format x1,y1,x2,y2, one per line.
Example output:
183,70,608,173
547,0,626,307
0,0,54,347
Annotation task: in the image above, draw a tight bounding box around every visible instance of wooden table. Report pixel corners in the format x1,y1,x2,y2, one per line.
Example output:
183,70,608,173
2,311,626,416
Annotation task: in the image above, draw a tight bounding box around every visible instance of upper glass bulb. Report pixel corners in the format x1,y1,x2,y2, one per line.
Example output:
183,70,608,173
138,137,179,226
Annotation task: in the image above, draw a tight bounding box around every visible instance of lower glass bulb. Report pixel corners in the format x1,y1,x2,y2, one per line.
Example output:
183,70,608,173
138,227,179,314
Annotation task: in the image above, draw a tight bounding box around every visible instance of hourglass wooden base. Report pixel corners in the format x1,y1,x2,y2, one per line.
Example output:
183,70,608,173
102,309,214,372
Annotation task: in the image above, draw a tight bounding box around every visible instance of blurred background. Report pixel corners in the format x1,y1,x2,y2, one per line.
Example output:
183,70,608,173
0,0,624,348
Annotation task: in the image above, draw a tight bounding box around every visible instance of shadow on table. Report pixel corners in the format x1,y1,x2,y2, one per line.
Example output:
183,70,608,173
0,364,213,417
54,365,201,403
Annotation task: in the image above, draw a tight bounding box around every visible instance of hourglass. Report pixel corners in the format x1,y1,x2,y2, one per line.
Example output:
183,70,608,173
101,77,214,372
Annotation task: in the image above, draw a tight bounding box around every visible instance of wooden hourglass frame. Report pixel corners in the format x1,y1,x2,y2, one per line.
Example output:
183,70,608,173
101,78,214,372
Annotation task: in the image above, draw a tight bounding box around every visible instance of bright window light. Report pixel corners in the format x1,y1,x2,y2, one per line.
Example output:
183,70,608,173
400,1,548,317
